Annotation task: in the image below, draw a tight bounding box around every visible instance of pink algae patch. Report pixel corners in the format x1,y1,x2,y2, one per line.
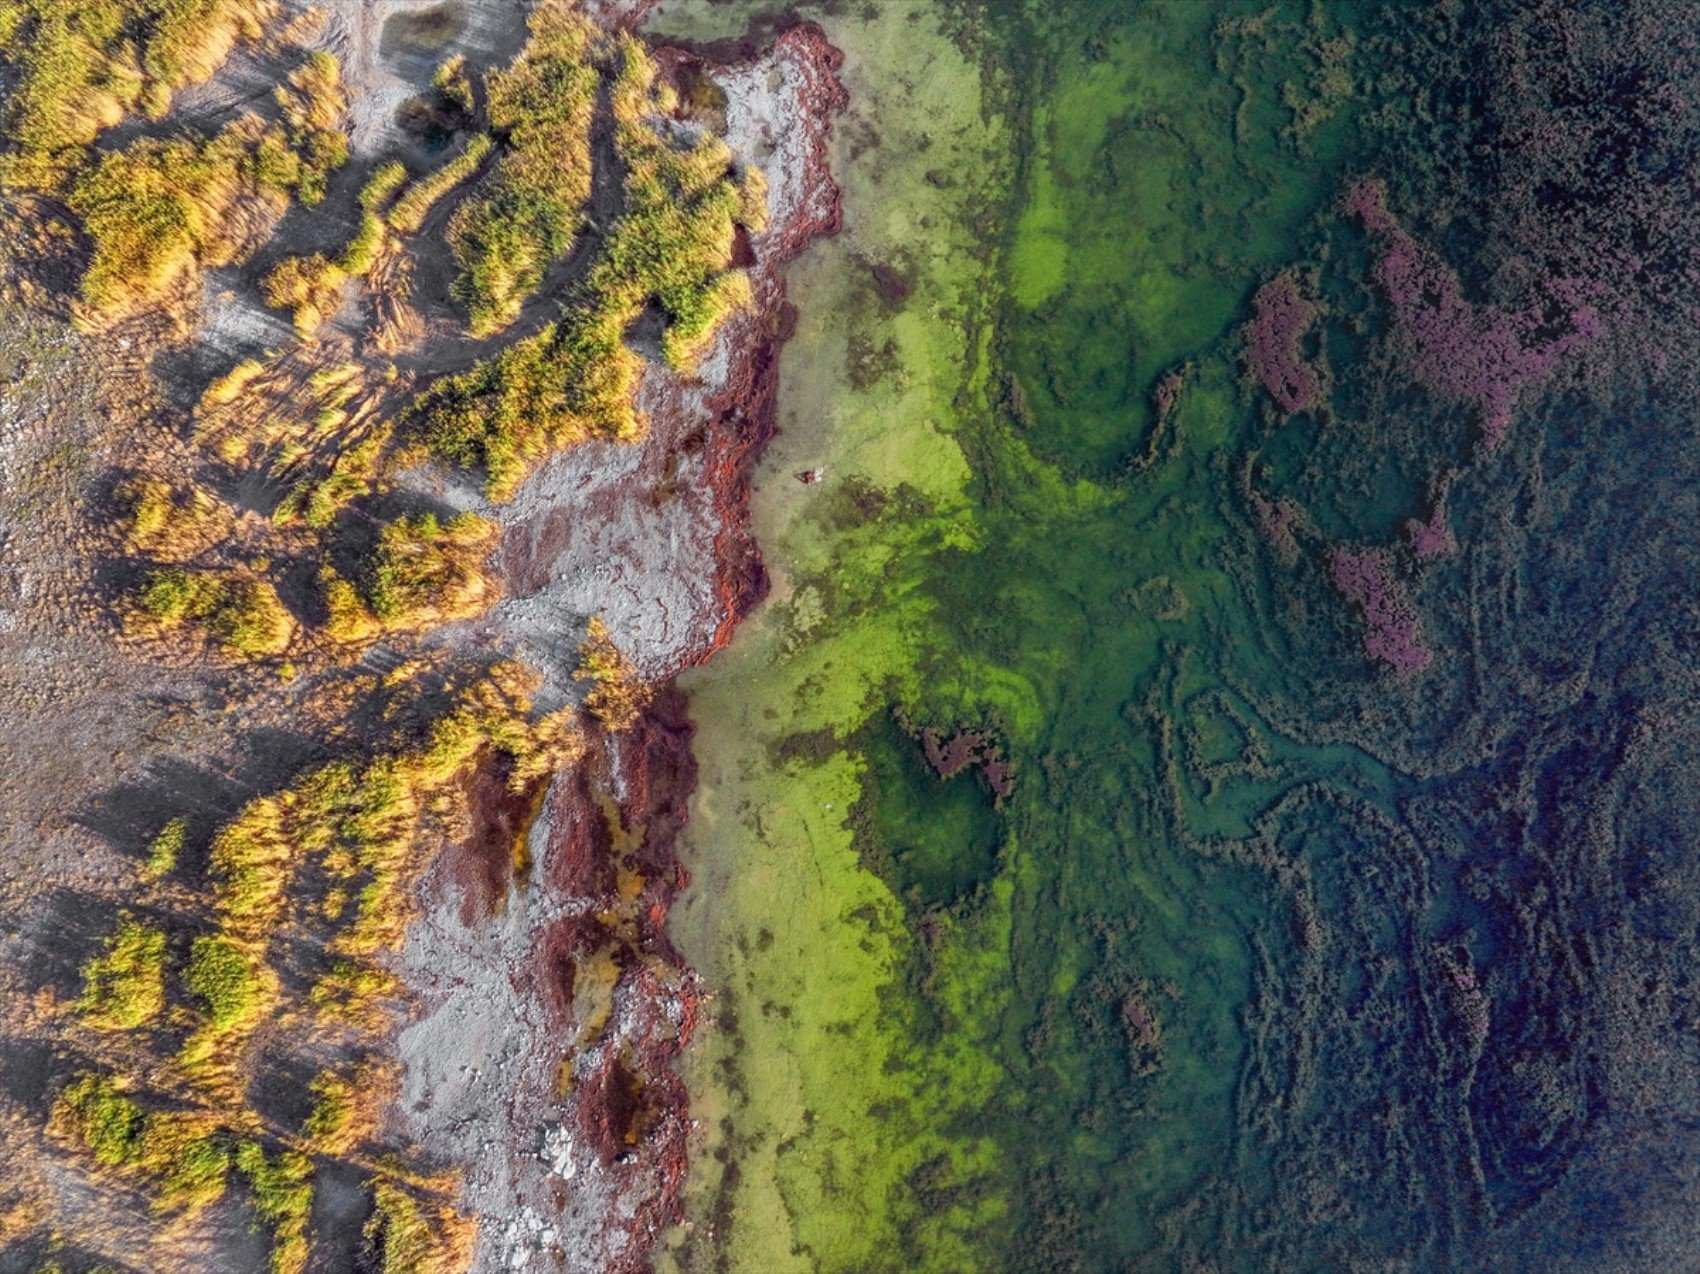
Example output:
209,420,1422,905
1326,546,1431,673
1244,271,1326,413
1344,179,1602,450
1402,499,1457,559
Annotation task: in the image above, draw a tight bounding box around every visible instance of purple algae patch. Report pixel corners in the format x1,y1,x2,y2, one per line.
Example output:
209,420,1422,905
1244,271,1327,414
1345,179,1601,450
1326,545,1432,673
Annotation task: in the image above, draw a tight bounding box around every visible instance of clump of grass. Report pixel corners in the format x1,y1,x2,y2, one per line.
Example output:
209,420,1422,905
140,1,275,118
275,51,347,206
0,0,274,192
411,32,756,498
358,160,408,213
576,617,649,730
116,476,218,557
364,1175,476,1274
77,916,166,1030
446,1,596,335
604,34,754,370
276,430,388,529
362,511,498,630
311,510,496,644
50,1073,143,1167
207,794,293,936
136,1109,231,1214
51,1073,232,1213
141,816,186,881
386,133,492,236
204,577,293,657
739,164,770,235
309,959,398,1023
132,568,293,658
179,933,277,1085
304,1069,355,1150
68,104,339,316
408,313,644,499
199,357,265,410
432,55,474,115
338,212,385,276
304,1061,392,1155
318,566,382,644
263,252,346,335
235,1141,313,1274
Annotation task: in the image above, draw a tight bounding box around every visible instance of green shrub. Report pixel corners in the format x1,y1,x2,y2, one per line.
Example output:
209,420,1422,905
179,933,277,1079
52,1074,233,1213
78,917,167,1030
136,567,219,626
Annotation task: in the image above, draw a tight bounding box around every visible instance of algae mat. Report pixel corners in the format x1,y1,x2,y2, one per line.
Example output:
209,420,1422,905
658,1,1700,1268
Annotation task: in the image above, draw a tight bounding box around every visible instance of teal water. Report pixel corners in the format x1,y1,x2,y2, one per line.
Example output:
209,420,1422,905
657,1,1700,1268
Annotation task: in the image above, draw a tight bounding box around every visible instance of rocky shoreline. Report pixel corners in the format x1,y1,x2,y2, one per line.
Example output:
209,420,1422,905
397,18,846,1271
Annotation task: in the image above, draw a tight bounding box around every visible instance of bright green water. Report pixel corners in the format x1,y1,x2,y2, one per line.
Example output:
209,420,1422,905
653,1,1386,1267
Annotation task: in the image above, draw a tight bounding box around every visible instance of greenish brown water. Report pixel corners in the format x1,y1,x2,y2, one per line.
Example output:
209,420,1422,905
655,1,1700,1268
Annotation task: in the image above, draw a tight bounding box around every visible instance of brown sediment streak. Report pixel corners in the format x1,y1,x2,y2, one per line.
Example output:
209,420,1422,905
450,20,846,1270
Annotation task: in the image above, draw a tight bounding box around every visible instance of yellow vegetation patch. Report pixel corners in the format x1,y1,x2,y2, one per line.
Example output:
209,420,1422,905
0,0,276,191
131,567,294,658
412,30,761,498
576,616,651,730
77,916,166,1030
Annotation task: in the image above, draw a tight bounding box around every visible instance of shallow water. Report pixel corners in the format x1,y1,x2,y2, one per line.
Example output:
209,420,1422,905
656,1,1700,1268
